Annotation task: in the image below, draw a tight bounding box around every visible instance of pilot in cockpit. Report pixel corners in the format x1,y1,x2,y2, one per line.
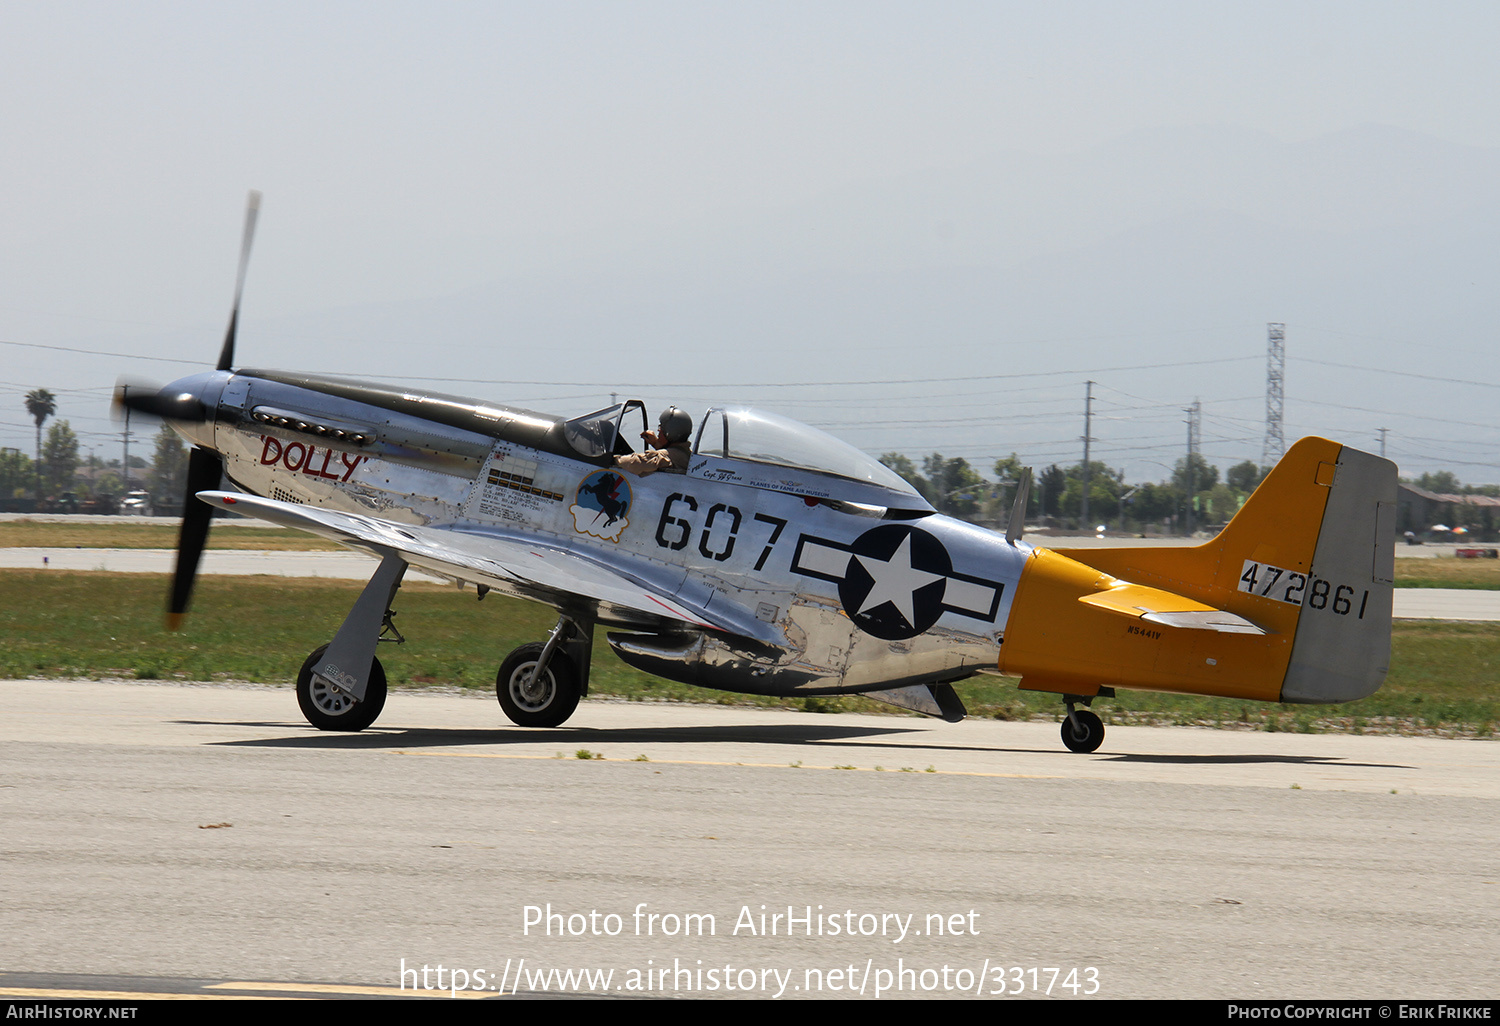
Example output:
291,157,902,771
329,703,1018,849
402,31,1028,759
615,406,692,477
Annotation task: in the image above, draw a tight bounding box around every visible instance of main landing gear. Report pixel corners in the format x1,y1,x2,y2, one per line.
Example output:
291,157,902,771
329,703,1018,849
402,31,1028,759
297,643,388,731
1060,694,1108,753
296,551,406,733
293,553,597,732
496,614,593,728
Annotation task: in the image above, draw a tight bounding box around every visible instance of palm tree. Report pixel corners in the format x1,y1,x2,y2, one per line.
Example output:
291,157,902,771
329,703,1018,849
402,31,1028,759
24,389,55,500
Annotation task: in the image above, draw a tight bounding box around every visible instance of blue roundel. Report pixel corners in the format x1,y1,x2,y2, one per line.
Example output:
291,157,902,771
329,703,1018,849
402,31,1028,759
837,524,952,640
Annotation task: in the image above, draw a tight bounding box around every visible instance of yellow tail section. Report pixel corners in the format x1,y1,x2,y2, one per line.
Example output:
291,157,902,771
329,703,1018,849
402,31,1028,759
998,438,1396,704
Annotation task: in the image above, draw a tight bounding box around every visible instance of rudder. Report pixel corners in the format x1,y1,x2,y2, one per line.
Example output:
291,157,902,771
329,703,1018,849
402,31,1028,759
1281,445,1396,702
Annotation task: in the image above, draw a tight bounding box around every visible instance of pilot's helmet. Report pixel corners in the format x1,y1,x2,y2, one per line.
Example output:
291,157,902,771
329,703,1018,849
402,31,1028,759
658,406,693,444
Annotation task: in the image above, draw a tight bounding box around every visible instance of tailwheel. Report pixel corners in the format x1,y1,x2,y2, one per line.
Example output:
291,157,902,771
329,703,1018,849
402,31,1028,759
497,643,580,728
296,643,388,732
1060,708,1104,753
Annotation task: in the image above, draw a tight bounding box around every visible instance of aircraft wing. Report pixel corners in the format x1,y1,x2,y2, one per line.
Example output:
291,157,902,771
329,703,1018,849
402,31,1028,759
196,491,782,644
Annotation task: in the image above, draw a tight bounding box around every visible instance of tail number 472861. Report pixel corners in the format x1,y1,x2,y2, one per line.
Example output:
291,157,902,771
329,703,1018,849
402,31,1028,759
1238,559,1370,619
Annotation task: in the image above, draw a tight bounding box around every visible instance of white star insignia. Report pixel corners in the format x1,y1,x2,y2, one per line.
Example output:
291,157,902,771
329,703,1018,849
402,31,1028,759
854,534,944,627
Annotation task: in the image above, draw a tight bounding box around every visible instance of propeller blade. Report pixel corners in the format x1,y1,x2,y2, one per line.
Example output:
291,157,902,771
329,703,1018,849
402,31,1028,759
166,446,225,630
113,378,208,423
215,190,261,372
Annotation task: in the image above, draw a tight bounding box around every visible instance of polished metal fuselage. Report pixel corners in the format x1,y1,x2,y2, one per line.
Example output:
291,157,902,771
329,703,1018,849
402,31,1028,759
172,369,1032,697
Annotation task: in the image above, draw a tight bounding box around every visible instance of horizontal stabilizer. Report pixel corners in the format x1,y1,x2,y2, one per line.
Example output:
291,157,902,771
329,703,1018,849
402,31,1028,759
1078,583,1268,634
1139,610,1265,634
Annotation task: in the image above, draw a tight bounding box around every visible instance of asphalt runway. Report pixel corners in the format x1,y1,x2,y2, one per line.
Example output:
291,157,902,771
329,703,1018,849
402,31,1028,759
1,680,1496,1000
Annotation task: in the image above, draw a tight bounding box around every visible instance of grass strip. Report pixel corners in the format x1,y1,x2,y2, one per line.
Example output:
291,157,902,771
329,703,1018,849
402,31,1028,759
1393,557,1500,590
1,569,1494,737
7,522,1500,589
0,520,341,551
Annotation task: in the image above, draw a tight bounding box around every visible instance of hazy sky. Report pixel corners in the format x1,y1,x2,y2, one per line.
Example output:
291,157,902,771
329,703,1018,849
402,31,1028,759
3,2,1499,484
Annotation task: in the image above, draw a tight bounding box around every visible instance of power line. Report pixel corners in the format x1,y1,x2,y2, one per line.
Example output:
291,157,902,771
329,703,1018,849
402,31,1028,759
0,339,198,366
1300,357,1500,391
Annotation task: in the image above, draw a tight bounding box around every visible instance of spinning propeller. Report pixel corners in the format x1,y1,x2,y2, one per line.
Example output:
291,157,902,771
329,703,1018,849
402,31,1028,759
115,191,261,629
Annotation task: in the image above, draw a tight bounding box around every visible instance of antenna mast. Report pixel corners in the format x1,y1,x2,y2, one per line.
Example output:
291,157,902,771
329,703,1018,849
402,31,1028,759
1261,322,1285,467
1081,380,1095,528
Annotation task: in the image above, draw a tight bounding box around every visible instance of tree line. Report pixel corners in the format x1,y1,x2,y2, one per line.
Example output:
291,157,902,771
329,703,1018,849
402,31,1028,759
3,389,187,511
11,385,1494,533
880,452,1271,535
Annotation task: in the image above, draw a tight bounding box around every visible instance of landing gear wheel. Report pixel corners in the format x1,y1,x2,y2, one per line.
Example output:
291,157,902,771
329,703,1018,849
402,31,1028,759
296,643,387,732
1061,709,1104,753
496,643,580,727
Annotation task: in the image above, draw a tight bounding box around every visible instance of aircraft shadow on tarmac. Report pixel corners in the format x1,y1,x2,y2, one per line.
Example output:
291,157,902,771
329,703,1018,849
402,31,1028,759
180,719,1414,769
1100,752,1413,769
192,720,918,752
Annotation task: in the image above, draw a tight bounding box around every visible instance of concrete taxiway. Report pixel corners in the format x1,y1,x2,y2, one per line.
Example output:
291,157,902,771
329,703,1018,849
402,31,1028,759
1,679,1496,1000
3,533,1497,998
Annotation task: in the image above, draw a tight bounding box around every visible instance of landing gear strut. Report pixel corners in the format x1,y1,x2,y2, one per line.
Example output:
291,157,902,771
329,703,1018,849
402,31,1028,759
1060,695,1106,753
296,550,407,732
496,613,593,727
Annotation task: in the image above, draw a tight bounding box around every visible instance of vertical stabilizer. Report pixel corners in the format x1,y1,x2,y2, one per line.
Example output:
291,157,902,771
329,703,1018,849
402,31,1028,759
1047,437,1397,704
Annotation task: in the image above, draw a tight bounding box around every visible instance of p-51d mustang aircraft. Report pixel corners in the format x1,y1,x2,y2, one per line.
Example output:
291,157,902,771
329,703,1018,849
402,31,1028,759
121,195,1398,753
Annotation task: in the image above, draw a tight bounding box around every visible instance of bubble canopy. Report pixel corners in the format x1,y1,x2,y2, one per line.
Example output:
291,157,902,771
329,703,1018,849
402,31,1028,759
693,407,928,507
563,402,930,510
